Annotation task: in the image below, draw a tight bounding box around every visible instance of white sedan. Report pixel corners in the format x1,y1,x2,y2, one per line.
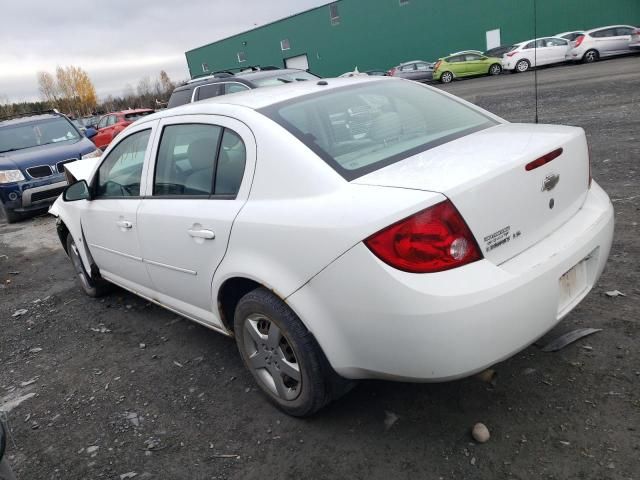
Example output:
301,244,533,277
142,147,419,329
502,37,571,72
52,77,614,416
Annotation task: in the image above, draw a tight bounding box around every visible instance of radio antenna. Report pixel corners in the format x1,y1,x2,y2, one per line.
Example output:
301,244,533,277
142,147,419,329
533,0,539,123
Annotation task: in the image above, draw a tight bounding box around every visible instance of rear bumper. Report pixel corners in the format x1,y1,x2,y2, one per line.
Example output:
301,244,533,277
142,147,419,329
0,176,67,213
288,182,614,381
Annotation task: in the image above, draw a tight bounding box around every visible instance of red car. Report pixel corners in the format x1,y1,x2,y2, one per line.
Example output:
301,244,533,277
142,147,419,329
90,109,154,150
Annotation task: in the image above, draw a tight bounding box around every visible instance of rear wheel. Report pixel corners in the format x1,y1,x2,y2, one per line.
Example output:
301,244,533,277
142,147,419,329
583,49,599,63
515,59,530,73
234,287,353,416
66,234,111,297
440,71,454,84
489,63,502,76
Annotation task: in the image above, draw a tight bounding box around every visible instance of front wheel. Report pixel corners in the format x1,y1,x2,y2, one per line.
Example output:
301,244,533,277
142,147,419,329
234,288,353,416
66,234,111,297
489,63,502,76
440,71,454,84
0,203,22,224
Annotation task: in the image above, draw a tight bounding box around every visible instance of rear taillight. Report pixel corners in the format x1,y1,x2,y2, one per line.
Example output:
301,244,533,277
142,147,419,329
574,35,585,47
365,200,482,273
434,61,442,72
506,51,518,57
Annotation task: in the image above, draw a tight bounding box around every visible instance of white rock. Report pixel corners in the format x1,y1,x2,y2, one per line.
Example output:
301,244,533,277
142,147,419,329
472,423,490,443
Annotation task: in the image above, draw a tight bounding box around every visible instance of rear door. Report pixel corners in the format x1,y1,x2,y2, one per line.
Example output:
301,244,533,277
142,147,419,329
136,115,255,326
82,122,157,290
463,54,485,75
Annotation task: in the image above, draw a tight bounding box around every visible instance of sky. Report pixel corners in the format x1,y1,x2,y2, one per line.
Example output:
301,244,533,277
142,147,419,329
0,0,332,103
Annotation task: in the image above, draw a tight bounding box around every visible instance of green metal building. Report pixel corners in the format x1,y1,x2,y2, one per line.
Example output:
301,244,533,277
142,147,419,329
185,0,640,78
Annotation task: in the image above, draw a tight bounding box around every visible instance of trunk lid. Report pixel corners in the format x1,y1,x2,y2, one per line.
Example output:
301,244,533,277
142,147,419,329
353,123,590,265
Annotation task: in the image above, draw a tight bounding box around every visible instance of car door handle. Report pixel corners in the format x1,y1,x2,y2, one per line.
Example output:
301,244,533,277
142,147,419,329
116,220,133,229
188,228,215,240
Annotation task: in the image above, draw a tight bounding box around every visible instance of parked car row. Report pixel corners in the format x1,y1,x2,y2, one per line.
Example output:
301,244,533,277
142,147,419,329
388,24,639,84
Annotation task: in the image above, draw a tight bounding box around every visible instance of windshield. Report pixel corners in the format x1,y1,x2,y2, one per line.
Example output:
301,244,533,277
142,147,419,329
0,117,81,153
251,71,319,87
260,80,498,180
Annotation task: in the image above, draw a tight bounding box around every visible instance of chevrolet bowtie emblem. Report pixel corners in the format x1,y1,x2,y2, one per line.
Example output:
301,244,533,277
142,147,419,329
542,173,560,192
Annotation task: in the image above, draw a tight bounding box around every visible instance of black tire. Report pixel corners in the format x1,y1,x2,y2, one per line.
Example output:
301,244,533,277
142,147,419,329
515,59,530,73
66,234,111,297
440,71,454,84
583,49,599,63
234,287,353,416
0,203,22,224
488,63,502,76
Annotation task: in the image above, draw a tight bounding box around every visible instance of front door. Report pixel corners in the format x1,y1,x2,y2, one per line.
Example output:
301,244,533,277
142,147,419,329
546,37,570,63
82,125,156,290
136,115,254,326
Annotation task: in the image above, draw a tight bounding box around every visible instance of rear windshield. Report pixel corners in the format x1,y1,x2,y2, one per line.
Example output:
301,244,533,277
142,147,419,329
125,111,153,121
168,89,193,108
251,71,319,87
259,80,498,180
0,117,80,153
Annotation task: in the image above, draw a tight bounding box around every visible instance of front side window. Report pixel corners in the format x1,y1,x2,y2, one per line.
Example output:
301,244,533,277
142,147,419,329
95,129,151,198
261,80,497,181
546,38,567,47
400,64,415,71
153,124,246,197
464,54,482,61
415,63,430,71
97,116,108,129
616,27,634,36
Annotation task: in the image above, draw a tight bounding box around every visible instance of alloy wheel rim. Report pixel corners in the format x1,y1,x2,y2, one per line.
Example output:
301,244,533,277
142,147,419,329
586,52,596,62
491,65,500,75
242,313,302,401
517,61,528,72
443,73,452,83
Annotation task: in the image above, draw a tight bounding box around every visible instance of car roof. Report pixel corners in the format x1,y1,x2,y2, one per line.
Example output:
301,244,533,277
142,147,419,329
0,112,62,127
585,24,635,33
145,76,390,119
103,109,153,115
555,30,583,36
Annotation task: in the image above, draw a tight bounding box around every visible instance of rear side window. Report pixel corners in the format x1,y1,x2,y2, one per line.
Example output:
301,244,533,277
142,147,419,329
225,83,251,94
153,124,246,197
167,88,194,108
96,129,151,198
196,83,223,101
591,29,614,38
260,81,497,181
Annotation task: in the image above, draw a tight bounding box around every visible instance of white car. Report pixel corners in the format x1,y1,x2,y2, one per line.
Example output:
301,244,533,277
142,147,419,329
567,25,639,63
503,37,572,72
52,77,614,416
631,28,640,50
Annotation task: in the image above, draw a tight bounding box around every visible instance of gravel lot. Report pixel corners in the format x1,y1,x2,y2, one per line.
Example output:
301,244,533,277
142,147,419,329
1,56,639,480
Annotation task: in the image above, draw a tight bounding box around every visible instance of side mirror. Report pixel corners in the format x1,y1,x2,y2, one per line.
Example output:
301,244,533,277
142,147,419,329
85,128,98,139
63,180,91,202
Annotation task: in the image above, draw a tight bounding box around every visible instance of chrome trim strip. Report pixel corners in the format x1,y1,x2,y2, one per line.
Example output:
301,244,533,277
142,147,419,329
144,258,197,276
89,244,143,262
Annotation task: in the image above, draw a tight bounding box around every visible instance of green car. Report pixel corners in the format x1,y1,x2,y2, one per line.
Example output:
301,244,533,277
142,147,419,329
433,52,503,83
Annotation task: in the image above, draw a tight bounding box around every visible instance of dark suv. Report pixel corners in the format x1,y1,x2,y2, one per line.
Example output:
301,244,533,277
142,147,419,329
0,111,101,223
167,69,319,108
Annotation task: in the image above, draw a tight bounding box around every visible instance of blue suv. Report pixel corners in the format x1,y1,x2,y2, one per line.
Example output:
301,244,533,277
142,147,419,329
0,111,101,223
